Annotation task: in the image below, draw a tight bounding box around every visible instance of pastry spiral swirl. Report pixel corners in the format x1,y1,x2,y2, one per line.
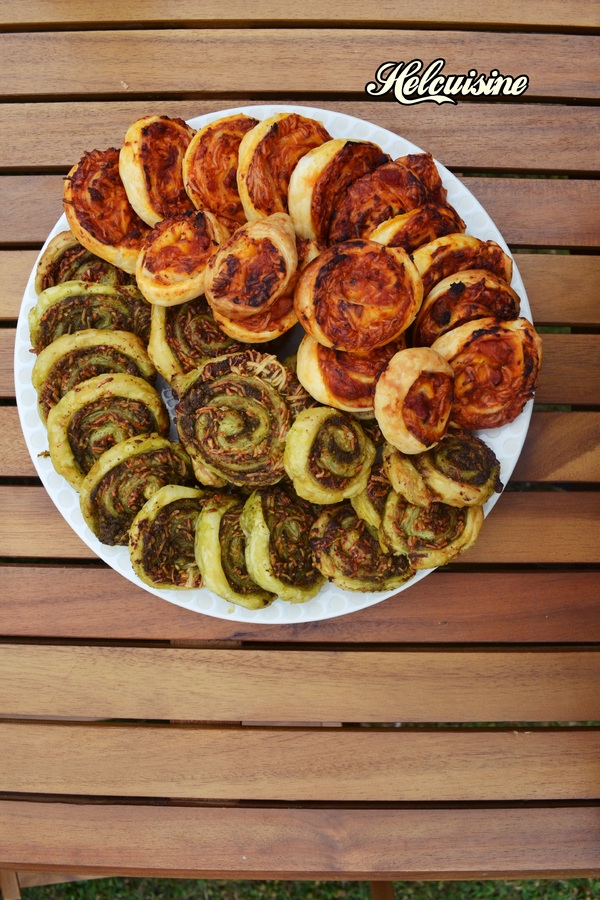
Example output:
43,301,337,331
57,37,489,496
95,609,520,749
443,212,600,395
47,374,170,490
350,459,393,529
413,432,503,507
129,485,208,589
176,350,310,488
211,292,298,344
29,281,151,353
195,494,275,609
183,112,259,230
379,492,484,569
32,329,156,423
294,239,423,353
80,434,195,546
431,316,543,430
369,203,466,254
241,484,325,603
413,269,521,347
148,296,244,384
35,231,135,294
412,234,513,296
283,406,376,504
310,502,414,592
382,442,435,508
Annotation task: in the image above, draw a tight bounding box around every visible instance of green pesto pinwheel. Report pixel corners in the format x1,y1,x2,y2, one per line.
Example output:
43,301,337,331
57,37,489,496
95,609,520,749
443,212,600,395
80,434,195,546
34,230,136,295
379,491,484,569
241,484,325,603
195,493,275,609
413,431,503,507
283,406,376,504
28,281,151,353
350,459,393,530
47,373,170,491
309,502,414,592
32,329,156,423
129,485,208,589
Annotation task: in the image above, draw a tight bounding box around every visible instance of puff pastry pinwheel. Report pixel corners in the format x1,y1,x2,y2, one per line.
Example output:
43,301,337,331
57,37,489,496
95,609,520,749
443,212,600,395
241,484,326,603
296,333,404,414
431,316,543,430
310,501,414,592
148,295,244,384
350,459,393,530
195,493,275,609
176,349,311,488
47,374,170,491
369,203,466,254
396,152,447,205
283,406,376,504
211,292,298,344
374,347,455,455
237,112,331,221
327,159,428,244
204,212,297,321
32,329,156,423
136,209,229,306
80,434,195,546
35,230,136,294
183,112,259,231
412,233,514,297
64,147,151,274
381,441,435,508
412,269,521,347
119,115,196,227
28,281,151,353
129,485,208,589
379,492,484,569
412,431,503,507
294,239,423,353
287,138,390,246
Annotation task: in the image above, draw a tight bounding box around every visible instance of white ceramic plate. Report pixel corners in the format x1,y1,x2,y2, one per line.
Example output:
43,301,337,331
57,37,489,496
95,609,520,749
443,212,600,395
15,103,533,624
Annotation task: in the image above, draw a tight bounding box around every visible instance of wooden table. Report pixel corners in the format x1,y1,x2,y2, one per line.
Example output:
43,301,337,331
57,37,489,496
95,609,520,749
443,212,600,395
1,4,599,897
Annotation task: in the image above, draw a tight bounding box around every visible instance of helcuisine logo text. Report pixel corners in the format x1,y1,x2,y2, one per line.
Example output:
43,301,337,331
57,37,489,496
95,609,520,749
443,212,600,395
365,58,529,106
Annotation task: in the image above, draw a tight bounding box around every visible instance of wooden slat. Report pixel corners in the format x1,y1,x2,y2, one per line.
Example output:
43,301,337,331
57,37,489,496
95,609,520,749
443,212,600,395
1,0,598,30
1,723,598,800
1,102,599,174
3,250,599,326
1,486,598,564
1,567,599,643
3,174,598,248
1,645,598,722
1,31,598,101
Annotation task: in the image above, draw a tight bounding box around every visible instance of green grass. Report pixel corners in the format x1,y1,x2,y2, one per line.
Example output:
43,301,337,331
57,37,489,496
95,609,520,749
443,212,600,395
20,878,600,899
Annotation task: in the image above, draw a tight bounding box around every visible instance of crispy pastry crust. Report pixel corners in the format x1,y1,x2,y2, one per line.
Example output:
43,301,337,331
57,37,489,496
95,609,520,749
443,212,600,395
35,230,135,294
211,292,298,343
183,112,259,230
294,239,423,352
413,268,521,347
374,347,455,454
136,209,229,306
288,138,390,245
63,148,151,274
119,115,196,227
237,112,331,221
431,316,543,430
412,233,513,296
395,152,447,205
204,212,298,320
296,333,404,413
369,203,466,253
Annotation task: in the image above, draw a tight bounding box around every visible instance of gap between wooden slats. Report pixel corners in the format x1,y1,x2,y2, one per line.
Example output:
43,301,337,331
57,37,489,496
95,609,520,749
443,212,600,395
1,645,599,721
2,175,599,248
1,568,599,643
1,487,598,563
0,102,598,174
0,722,598,800
0,0,598,30
0,31,598,101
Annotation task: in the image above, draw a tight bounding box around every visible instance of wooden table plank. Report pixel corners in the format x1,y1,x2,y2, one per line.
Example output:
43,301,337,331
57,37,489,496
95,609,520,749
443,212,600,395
1,567,598,643
1,0,598,30
1,31,598,101
1,102,598,174
1,802,599,880
1,486,598,564
1,645,598,722
1,723,598,801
